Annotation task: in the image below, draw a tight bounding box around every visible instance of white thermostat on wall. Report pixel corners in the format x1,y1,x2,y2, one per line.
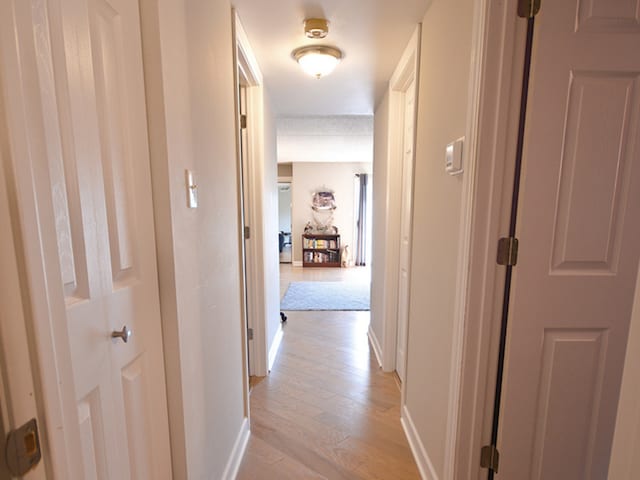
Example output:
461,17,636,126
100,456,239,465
445,137,464,175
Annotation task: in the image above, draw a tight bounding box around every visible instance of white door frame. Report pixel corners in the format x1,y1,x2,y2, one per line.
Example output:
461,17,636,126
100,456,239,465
0,134,47,480
233,12,270,377
375,26,421,375
450,0,530,478
278,176,293,259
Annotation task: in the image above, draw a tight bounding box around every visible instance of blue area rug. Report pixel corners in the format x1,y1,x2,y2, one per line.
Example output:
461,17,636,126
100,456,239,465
280,281,370,311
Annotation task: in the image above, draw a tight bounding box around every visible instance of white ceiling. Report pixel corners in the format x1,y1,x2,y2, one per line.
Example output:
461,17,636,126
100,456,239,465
277,116,373,163
232,0,430,116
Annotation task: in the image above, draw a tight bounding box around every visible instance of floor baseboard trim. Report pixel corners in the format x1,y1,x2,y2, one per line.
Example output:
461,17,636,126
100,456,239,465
367,326,384,368
268,324,284,371
292,260,303,267
401,405,439,480
221,417,250,480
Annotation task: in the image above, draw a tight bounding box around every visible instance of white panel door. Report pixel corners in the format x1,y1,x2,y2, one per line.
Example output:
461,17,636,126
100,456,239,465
41,0,172,477
396,80,416,382
498,1,640,478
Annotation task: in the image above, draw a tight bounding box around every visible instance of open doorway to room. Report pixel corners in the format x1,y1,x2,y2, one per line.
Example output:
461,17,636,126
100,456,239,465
275,116,373,316
277,182,292,264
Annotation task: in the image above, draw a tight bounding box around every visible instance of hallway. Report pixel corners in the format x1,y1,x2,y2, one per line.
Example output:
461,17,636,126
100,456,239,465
237,267,420,479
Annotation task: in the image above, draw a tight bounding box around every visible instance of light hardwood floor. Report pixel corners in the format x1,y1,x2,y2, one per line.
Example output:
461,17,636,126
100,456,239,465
237,265,420,479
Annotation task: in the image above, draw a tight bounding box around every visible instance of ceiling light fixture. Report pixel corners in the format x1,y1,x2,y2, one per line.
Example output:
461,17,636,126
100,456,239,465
304,18,329,39
292,45,343,79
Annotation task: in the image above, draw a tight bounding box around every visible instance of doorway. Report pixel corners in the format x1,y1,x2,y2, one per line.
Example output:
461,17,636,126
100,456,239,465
278,182,292,264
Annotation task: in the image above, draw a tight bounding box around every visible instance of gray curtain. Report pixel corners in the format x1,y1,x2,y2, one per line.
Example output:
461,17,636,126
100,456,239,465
355,174,368,266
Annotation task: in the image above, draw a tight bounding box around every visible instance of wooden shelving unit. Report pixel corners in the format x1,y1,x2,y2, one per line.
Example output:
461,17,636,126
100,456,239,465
302,234,341,268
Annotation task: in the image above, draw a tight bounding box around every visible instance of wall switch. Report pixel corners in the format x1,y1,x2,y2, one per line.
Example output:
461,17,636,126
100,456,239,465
445,137,464,175
186,169,198,208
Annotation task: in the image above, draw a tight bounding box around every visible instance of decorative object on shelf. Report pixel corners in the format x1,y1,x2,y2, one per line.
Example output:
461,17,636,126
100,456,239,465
311,190,336,211
304,221,313,233
308,188,337,234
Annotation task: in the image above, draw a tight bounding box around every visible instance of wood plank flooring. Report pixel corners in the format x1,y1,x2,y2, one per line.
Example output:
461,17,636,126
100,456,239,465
237,266,420,479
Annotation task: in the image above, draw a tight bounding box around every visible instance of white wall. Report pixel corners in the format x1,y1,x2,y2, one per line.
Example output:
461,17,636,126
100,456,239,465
403,0,474,476
140,0,246,477
262,92,282,366
291,162,372,264
370,90,394,365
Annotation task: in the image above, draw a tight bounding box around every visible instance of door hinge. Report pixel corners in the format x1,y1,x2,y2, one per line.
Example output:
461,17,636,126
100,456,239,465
244,226,250,239
240,114,247,129
247,328,253,340
497,237,519,266
480,445,500,473
517,0,541,18
5,418,42,476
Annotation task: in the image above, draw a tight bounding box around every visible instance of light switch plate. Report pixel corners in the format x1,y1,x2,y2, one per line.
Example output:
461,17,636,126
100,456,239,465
445,137,464,175
186,169,198,208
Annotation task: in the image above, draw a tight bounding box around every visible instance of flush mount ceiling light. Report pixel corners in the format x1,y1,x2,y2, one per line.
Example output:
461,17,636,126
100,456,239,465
292,17,343,79
292,45,343,79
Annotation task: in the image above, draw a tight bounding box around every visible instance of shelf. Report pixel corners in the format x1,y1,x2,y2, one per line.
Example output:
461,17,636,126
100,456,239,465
302,262,341,268
302,233,341,268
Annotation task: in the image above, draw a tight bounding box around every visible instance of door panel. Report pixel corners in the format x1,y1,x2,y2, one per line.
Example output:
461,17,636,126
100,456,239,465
498,0,640,478
550,72,638,274
78,390,109,480
576,0,640,33
396,80,416,382
40,0,171,477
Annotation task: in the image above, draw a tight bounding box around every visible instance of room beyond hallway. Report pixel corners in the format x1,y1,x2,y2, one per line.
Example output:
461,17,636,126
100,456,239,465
237,266,417,479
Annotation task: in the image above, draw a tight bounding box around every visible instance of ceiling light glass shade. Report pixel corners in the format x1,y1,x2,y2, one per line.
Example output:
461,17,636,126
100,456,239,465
292,46,343,79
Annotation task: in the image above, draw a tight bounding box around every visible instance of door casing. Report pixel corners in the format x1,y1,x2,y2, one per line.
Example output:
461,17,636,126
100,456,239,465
233,11,274,378
373,26,421,377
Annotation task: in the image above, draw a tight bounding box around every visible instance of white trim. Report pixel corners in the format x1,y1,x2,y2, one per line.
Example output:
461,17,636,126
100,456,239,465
292,260,303,267
453,1,528,478
442,0,488,477
367,326,384,368
378,25,421,376
0,113,46,480
221,418,251,480
401,405,439,480
268,324,283,371
234,11,270,377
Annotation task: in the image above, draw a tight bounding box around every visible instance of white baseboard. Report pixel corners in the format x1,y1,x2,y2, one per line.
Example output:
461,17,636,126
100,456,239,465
367,326,384,368
292,260,303,267
268,324,283,371
401,405,439,480
221,417,250,480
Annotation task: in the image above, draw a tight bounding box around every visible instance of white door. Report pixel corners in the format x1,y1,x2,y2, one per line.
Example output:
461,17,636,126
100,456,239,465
396,80,416,382
29,0,171,477
497,1,640,478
